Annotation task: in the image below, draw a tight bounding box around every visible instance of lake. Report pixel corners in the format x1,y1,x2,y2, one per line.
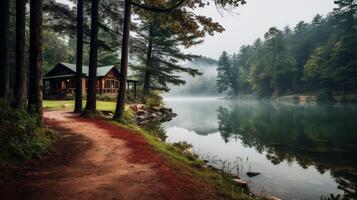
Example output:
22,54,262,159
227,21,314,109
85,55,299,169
162,97,357,200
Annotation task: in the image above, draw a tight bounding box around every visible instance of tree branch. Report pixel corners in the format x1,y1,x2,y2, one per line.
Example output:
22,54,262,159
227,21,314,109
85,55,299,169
131,0,185,12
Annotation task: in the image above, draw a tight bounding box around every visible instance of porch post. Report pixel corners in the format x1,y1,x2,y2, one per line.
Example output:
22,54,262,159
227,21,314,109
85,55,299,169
43,79,45,97
134,81,137,101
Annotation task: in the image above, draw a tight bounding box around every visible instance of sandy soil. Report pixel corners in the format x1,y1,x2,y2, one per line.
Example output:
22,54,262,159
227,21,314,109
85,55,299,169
2,110,223,200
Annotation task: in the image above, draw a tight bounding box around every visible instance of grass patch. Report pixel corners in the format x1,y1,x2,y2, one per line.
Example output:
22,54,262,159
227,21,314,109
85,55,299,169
110,120,260,200
43,100,116,111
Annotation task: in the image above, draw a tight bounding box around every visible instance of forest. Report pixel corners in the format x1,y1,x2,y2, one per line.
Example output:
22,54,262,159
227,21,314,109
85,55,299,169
1,0,357,199
217,0,357,99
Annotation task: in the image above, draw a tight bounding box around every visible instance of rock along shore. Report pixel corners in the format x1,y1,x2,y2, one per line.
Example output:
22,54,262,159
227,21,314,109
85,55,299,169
129,104,177,125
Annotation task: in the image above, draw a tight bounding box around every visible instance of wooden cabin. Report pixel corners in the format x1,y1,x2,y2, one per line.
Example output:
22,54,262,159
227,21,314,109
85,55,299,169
43,63,138,99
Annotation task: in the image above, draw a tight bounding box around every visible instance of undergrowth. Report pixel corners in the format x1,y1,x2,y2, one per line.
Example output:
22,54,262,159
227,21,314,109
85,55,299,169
0,101,56,163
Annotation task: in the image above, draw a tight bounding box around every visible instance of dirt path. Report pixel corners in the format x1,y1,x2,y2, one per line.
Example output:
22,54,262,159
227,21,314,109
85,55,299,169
4,110,222,200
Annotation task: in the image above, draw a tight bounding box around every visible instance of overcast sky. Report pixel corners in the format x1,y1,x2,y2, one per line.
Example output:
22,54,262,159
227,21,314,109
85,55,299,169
57,0,336,59
188,0,336,59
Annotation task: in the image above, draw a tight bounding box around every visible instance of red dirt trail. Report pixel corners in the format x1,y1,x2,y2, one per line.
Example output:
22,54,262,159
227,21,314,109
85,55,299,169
2,110,224,200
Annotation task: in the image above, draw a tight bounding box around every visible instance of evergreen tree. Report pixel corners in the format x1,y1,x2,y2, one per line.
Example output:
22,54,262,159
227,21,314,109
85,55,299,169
217,51,232,94
133,17,202,95
28,0,44,122
74,0,84,113
217,0,356,98
86,0,99,113
0,0,10,98
13,0,27,109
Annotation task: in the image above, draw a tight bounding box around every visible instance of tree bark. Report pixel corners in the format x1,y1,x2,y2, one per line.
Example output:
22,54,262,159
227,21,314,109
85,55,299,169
142,23,154,102
113,0,131,120
74,0,84,113
14,0,27,109
28,0,43,123
0,0,9,99
85,0,99,113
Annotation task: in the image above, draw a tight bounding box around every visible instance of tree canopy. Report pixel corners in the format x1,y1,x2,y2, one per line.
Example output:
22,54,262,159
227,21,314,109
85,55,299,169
216,0,357,97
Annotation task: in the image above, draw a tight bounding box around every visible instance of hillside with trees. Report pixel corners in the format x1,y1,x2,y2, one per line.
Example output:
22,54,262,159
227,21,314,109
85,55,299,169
167,57,219,96
217,0,357,99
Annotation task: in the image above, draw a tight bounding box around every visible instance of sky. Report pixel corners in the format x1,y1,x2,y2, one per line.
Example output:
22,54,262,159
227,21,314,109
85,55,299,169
57,0,336,59
187,0,336,59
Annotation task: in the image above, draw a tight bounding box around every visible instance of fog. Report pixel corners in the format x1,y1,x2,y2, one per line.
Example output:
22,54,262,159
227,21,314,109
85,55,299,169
186,0,336,59
166,59,219,97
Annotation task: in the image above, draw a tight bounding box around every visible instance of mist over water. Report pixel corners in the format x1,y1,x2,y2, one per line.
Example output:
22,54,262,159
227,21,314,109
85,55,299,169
162,97,357,200
166,60,219,97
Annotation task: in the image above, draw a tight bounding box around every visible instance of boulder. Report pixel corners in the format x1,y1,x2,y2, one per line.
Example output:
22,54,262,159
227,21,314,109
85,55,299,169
152,106,160,112
136,104,145,109
137,109,147,115
247,171,261,177
131,105,177,125
267,197,282,200
137,115,146,120
233,178,249,190
233,178,248,185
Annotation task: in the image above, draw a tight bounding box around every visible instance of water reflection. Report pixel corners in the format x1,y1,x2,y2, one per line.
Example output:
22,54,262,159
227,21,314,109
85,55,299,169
160,98,357,199
216,101,357,199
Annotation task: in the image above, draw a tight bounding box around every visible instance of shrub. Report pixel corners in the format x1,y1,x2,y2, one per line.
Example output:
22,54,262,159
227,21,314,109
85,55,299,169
144,91,163,108
142,121,167,141
123,106,135,123
125,90,137,103
96,94,115,101
335,94,357,103
317,89,334,102
64,93,75,100
0,101,56,162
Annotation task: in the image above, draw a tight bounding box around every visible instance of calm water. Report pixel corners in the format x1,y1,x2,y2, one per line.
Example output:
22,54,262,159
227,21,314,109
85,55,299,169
162,97,357,200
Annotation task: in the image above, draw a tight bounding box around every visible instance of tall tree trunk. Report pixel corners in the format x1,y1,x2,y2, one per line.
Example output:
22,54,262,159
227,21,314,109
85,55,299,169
113,0,131,120
14,0,27,109
74,0,84,113
142,22,154,102
0,0,9,99
85,0,99,113
28,0,43,123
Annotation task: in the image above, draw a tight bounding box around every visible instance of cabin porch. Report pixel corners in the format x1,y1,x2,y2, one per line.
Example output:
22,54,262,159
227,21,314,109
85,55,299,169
43,76,138,99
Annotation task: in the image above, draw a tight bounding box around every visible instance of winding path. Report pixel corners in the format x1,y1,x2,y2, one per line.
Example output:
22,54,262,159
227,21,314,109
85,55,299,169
4,110,223,200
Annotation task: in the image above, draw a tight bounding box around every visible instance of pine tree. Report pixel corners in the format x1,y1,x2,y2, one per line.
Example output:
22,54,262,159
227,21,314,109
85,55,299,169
74,0,84,113
217,51,232,94
333,0,357,33
85,0,99,113
133,18,201,94
13,0,27,109
0,0,10,99
28,0,44,122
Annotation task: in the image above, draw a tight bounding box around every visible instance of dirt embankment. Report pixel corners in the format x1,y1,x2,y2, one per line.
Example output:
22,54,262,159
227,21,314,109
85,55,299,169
1,110,224,200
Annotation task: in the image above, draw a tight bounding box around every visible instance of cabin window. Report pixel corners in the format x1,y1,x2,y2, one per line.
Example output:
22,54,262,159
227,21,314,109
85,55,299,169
68,79,75,89
105,80,111,88
104,79,118,89
114,81,119,88
61,81,66,90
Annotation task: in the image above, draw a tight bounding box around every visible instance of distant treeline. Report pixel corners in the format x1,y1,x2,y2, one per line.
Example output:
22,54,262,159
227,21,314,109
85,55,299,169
168,57,219,96
217,0,357,97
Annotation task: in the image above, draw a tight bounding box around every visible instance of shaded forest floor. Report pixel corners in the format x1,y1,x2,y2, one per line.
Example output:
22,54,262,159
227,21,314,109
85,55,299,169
1,110,226,200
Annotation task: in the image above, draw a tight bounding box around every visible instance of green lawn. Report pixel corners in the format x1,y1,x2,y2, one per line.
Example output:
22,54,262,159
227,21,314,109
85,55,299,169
43,100,116,111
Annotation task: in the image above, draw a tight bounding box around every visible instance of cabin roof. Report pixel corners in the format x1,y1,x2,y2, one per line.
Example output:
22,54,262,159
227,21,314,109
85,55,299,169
58,62,117,77
44,62,139,82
